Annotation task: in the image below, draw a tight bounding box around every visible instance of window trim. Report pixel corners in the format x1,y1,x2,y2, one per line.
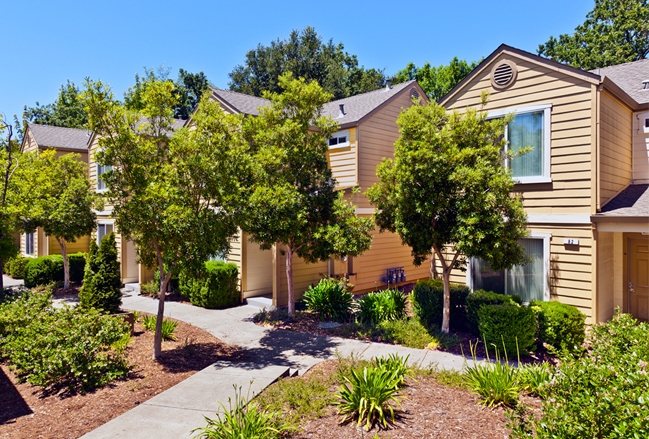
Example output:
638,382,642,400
467,232,551,303
488,103,552,184
328,130,350,149
97,220,115,245
25,231,35,256
95,148,112,193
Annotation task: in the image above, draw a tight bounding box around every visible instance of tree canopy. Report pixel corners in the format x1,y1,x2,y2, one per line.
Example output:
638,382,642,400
228,27,385,100
367,94,528,332
392,57,481,102
538,0,649,69
83,78,245,358
240,73,374,315
22,80,88,130
16,149,98,289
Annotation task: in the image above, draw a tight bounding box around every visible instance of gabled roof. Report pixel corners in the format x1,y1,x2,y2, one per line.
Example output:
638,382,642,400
591,59,649,105
210,80,425,128
596,184,649,218
210,88,271,116
27,123,92,151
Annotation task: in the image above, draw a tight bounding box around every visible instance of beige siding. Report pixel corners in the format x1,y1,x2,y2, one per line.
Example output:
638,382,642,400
48,235,90,255
597,231,616,322
275,251,328,307
599,90,633,205
328,127,358,188
633,111,649,183
225,230,243,291
445,54,595,217
22,130,39,153
243,239,273,298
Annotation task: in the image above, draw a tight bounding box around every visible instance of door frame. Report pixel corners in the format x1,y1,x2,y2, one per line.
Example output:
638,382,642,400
627,237,649,320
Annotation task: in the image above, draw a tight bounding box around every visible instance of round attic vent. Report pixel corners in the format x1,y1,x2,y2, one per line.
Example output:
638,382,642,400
490,60,518,89
410,87,420,99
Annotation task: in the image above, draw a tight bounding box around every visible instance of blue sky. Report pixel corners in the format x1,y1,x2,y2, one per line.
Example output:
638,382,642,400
1,0,594,121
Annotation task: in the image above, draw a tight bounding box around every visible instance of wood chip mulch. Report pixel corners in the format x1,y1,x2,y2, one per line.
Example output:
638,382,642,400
0,314,247,439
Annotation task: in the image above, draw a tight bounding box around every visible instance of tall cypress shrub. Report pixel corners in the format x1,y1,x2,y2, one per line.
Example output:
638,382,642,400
79,233,122,313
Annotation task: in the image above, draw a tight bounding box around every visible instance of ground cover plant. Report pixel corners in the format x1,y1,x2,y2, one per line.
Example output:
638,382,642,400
142,314,178,341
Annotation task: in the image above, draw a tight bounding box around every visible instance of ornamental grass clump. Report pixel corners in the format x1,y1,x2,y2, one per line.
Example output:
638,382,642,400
356,289,407,324
336,354,408,430
303,278,353,322
463,342,520,408
142,315,178,341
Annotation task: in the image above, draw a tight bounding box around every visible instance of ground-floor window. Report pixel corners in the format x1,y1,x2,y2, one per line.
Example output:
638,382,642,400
25,232,35,255
470,235,550,303
97,223,114,244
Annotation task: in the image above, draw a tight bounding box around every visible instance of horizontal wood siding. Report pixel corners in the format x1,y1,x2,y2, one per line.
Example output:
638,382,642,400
633,111,649,183
276,252,328,307
328,127,357,188
597,231,615,322
88,135,113,211
599,90,632,205
353,226,430,293
446,54,595,217
48,235,90,255
22,131,38,153
243,239,273,298
356,91,417,209
225,230,243,291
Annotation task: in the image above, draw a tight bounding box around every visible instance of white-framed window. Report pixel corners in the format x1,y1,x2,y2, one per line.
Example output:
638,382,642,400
488,104,552,184
25,232,35,256
97,222,114,244
97,163,113,191
328,130,350,149
468,233,551,303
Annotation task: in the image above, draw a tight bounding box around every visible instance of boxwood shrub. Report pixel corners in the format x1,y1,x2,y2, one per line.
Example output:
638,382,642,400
411,279,470,331
23,253,86,288
466,289,521,335
179,260,239,309
8,257,30,279
530,300,586,352
478,304,537,356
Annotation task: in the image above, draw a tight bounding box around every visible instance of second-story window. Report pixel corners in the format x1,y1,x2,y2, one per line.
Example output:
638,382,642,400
97,223,114,244
25,232,35,256
97,164,113,191
328,130,350,149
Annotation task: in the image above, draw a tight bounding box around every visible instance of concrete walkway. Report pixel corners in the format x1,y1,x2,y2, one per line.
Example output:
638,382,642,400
80,290,471,439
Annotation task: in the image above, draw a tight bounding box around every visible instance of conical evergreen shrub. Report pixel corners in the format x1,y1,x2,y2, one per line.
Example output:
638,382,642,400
79,233,122,313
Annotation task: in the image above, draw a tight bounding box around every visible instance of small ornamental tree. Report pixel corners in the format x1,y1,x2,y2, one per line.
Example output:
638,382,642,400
83,79,245,359
79,233,122,314
240,73,374,316
17,149,98,289
367,94,528,333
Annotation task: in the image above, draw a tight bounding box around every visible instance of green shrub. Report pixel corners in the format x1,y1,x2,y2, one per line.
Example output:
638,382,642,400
411,279,470,331
303,278,353,322
0,290,130,391
79,234,122,314
478,304,537,356
68,253,86,283
22,253,86,288
3,257,12,275
142,314,178,341
509,312,649,438
372,354,412,389
154,266,180,295
8,257,29,279
179,260,239,309
531,300,585,353
336,361,405,430
356,289,407,324
516,361,553,397
466,289,520,335
140,280,159,295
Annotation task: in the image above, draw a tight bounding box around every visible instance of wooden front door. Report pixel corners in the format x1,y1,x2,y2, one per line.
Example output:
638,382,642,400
629,239,649,321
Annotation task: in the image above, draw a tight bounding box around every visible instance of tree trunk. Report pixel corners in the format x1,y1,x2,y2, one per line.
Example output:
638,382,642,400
153,268,171,360
430,249,439,280
286,244,295,317
57,237,70,290
0,258,4,291
441,267,451,333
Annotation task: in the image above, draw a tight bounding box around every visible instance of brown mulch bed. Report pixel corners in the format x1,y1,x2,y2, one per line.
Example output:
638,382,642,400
278,360,540,439
0,314,247,439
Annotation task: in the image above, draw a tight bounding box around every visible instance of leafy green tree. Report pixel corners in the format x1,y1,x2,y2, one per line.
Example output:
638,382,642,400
22,80,88,129
367,94,528,333
538,0,649,69
228,27,385,100
16,149,98,289
392,57,481,102
83,79,245,358
79,233,122,313
240,73,374,316
0,116,21,290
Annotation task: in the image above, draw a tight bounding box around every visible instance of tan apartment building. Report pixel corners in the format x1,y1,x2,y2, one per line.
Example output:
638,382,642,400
439,44,649,324
213,81,434,307
19,123,92,258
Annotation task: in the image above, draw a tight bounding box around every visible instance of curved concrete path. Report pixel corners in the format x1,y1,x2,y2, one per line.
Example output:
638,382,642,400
80,290,470,439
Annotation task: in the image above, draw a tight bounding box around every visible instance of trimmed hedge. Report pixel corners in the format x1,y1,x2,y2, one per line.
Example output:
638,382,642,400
8,257,30,279
531,300,586,352
179,260,239,309
411,279,470,330
466,289,521,335
23,253,86,288
478,304,537,356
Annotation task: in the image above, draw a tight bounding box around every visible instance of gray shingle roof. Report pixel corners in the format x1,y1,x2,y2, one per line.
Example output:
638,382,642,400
211,80,421,126
210,88,271,116
591,59,649,105
28,123,91,150
598,184,649,217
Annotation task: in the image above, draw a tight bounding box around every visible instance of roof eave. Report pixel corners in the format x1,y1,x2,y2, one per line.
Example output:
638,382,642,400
601,76,644,111
354,81,428,127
